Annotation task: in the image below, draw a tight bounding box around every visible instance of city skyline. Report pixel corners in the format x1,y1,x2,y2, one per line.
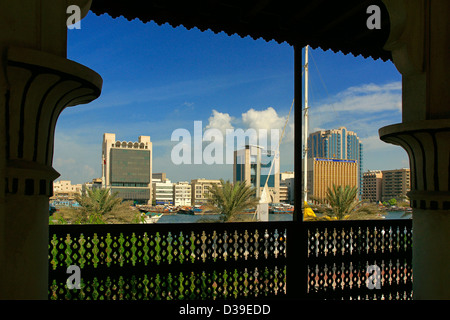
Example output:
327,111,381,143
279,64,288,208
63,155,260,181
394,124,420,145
53,12,408,185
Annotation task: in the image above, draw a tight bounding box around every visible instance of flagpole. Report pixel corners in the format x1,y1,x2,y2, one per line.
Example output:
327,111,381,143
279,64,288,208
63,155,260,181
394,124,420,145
303,45,309,204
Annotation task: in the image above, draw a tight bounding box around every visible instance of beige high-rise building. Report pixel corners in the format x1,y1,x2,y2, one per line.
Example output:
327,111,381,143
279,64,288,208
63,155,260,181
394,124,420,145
381,168,411,202
190,179,222,205
102,133,152,204
307,158,358,202
362,170,383,202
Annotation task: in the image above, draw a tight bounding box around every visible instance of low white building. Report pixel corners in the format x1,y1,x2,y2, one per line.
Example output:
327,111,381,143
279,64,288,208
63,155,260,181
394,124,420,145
152,178,174,205
173,181,192,206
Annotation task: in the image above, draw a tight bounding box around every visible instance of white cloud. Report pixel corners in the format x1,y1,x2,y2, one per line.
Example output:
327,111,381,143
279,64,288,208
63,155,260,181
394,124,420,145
183,101,194,107
314,92,401,115
308,81,402,140
284,121,295,143
205,109,234,134
313,81,401,115
241,107,286,131
343,81,401,95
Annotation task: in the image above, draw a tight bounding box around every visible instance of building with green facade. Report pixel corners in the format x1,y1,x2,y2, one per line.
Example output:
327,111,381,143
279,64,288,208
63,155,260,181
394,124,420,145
102,133,152,204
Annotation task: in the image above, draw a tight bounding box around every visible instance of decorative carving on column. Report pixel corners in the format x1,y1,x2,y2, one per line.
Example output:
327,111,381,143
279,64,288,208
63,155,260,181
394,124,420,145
380,120,450,210
4,46,102,197
380,0,450,211
0,0,101,299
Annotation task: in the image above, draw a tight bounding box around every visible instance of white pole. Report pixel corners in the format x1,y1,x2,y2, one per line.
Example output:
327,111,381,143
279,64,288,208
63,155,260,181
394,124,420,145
303,45,309,204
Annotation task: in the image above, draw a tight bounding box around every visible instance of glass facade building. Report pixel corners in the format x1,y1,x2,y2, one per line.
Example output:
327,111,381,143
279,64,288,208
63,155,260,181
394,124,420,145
110,149,151,184
102,133,152,204
307,127,363,197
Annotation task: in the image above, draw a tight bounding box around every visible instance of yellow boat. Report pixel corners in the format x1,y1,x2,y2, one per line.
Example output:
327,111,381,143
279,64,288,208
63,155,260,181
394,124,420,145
303,201,316,218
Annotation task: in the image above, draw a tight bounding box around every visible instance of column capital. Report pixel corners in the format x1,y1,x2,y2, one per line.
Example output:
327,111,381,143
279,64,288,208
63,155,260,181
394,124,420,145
3,46,102,196
380,0,450,210
379,119,450,210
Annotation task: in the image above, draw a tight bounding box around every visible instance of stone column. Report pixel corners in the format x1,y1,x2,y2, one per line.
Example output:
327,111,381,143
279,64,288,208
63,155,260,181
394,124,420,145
0,1,102,299
380,0,450,299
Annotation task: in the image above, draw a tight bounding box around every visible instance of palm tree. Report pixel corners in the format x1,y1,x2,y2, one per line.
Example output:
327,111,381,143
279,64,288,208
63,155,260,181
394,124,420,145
307,184,384,221
73,188,138,224
206,179,259,222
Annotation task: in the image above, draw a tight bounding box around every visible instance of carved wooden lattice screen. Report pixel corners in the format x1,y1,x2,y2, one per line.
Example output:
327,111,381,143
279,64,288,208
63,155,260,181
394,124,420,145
48,222,288,300
48,219,412,300
305,220,413,300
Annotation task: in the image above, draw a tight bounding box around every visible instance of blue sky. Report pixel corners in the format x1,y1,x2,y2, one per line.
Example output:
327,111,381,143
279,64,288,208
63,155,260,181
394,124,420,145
54,12,408,184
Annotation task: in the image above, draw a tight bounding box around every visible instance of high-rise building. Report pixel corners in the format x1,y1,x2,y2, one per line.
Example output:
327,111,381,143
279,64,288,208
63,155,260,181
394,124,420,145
308,127,363,196
307,158,358,202
102,133,152,204
381,168,411,202
173,181,192,206
233,145,280,203
362,170,383,202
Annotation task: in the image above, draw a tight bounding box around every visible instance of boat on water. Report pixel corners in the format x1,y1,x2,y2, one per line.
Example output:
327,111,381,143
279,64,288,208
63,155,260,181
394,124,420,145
177,206,196,215
177,205,216,215
269,203,294,214
142,212,163,224
137,205,178,214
